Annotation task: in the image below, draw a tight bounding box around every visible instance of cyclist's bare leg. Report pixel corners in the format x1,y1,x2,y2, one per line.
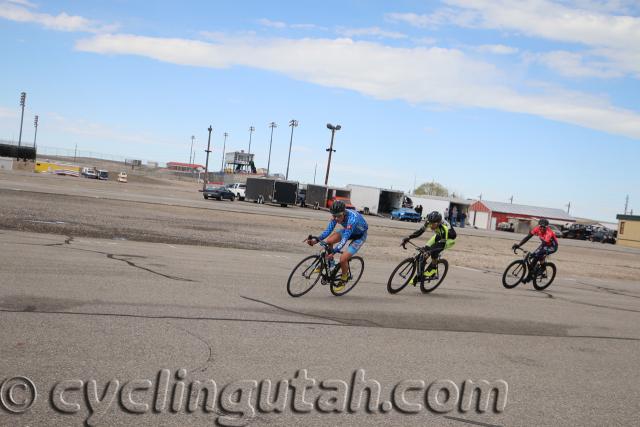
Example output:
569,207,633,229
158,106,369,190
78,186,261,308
339,252,353,276
323,232,341,254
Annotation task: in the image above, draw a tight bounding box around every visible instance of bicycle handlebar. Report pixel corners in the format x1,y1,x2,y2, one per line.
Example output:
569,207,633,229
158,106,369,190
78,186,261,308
305,235,342,254
401,239,431,253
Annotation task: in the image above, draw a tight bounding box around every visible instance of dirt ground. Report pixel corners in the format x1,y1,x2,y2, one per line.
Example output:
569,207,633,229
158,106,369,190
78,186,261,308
1,171,639,281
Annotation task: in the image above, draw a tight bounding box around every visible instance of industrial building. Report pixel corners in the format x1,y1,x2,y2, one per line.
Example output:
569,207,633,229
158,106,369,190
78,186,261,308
616,215,640,249
468,200,575,232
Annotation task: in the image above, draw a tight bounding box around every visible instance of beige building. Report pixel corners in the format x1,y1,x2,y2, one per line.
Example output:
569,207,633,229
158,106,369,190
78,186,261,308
616,215,640,249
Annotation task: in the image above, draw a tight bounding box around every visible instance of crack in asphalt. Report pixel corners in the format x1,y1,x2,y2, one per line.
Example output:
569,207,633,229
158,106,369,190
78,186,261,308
240,295,382,327
445,415,503,427
1,308,639,341
169,322,215,374
45,235,196,282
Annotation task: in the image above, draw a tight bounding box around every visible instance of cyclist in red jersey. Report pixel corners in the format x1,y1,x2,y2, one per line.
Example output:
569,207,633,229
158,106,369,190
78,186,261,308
512,218,558,282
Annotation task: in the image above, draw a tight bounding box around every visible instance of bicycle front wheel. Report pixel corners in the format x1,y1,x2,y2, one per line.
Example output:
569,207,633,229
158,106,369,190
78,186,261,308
533,262,556,290
502,260,526,289
287,255,322,297
420,259,449,293
387,258,416,294
330,256,365,296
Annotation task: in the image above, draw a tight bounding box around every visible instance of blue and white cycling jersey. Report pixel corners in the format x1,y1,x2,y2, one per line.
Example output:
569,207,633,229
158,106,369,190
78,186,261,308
318,209,368,253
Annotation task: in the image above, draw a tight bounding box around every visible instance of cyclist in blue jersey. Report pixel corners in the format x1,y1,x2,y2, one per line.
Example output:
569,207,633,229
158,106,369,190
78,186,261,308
305,200,368,292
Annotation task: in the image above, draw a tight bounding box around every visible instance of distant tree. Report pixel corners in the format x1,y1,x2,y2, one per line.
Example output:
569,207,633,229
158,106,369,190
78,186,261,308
414,181,449,197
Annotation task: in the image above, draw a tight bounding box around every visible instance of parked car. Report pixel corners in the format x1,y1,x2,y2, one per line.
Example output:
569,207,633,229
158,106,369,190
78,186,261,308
390,208,422,222
326,196,355,211
589,228,616,244
562,223,592,240
226,183,246,200
117,172,128,183
497,222,515,232
203,186,236,201
97,170,109,180
81,167,98,179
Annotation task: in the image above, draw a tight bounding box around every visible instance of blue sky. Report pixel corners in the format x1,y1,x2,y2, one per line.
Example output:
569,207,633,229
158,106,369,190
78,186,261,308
1,0,639,221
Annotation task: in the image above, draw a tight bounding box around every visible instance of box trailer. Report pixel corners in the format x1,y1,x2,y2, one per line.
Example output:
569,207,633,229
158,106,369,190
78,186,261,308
245,178,299,207
347,184,404,216
245,177,275,203
306,184,329,208
273,181,299,207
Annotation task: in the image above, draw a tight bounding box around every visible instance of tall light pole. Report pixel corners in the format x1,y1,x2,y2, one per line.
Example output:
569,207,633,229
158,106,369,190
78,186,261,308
33,115,39,149
286,119,298,180
267,122,277,176
189,135,195,165
203,126,213,192
248,126,255,154
221,132,228,172
18,92,26,147
324,123,341,185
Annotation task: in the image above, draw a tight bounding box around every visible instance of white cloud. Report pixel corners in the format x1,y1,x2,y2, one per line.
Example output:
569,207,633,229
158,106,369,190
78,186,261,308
391,0,640,77
257,18,286,29
257,18,326,31
336,26,408,40
6,0,36,8
75,33,640,139
527,50,623,78
474,44,519,55
0,106,18,119
0,1,117,32
46,112,182,148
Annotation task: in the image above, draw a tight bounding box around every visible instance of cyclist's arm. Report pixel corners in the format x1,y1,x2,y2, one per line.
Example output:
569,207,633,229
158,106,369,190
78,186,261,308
517,232,534,247
408,225,426,239
334,218,356,253
318,220,337,241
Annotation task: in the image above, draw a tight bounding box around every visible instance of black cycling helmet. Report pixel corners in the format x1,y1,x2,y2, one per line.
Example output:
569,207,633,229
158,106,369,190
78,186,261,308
426,211,442,224
330,200,346,215
538,218,549,227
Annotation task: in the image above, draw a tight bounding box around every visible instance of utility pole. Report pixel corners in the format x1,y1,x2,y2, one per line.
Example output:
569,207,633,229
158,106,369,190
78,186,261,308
74,144,77,162
18,92,26,147
189,135,195,165
221,132,228,172
203,126,213,192
313,163,317,184
325,123,341,185
509,195,513,204
267,122,277,176
286,119,298,180
33,115,39,149
624,195,629,215
248,126,255,154
566,202,571,214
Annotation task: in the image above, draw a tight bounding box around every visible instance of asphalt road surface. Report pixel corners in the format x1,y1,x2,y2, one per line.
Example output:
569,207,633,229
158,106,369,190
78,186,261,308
2,229,639,426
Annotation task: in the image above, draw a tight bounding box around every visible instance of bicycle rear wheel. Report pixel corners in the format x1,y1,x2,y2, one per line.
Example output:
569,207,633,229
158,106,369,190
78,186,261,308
502,260,526,289
330,256,365,296
533,262,556,290
387,258,416,294
420,259,449,293
287,255,322,297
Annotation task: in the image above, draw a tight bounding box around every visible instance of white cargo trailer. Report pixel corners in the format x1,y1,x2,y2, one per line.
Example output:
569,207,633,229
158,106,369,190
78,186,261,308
347,184,404,216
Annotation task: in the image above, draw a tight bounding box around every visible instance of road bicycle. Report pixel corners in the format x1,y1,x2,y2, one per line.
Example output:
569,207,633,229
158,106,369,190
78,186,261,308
502,247,556,290
387,240,449,294
286,236,365,297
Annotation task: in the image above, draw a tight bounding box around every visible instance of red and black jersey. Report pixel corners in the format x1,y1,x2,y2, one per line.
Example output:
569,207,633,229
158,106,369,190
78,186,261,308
531,225,558,247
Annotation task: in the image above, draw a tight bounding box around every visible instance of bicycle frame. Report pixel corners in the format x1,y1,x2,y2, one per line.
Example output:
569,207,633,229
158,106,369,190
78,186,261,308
403,240,434,279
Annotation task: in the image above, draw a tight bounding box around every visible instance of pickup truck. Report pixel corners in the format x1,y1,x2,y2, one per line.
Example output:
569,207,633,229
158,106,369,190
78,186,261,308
226,183,246,201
